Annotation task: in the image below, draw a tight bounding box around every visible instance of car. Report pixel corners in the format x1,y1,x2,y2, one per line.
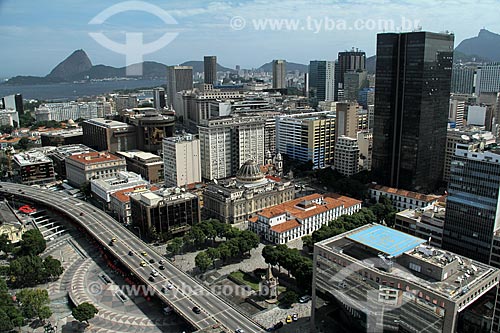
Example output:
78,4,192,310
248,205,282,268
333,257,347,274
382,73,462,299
292,313,298,321
159,259,165,264
141,251,147,256
151,270,159,277
192,306,201,314
111,237,117,242
273,322,283,330
235,329,244,333
159,265,165,270
79,212,84,216
140,261,146,267
109,241,114,246
166,283,173,290
286,315,292,323
149,276,155,282
149,258,155,263
299,295,311,303
128,251,134,256
161,286,168,293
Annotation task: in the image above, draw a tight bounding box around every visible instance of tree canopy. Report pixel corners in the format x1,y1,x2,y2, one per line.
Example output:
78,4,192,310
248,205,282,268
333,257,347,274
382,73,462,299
19,229,46,256
72,302,98,324
16,289,52,321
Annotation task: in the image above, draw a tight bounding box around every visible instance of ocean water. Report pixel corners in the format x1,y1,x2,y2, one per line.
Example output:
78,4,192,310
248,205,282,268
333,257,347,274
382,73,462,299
0,79,166,101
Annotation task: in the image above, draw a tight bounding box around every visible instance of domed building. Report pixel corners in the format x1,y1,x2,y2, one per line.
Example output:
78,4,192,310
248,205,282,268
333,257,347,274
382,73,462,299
235,160,265,183
203,160,294,224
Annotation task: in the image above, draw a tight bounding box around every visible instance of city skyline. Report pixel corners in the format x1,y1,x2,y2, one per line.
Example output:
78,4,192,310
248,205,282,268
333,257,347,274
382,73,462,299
0,0,499,77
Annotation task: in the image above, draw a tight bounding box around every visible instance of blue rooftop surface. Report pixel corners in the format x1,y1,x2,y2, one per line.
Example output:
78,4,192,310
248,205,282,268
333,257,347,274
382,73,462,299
347,225,426,257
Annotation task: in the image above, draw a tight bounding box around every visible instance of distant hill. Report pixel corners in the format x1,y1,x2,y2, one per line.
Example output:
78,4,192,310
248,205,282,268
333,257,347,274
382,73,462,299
46,49,92,80
4,50,235,85
257,61,308,73
456,29,500,62
366,29,500,74
180,61,235,73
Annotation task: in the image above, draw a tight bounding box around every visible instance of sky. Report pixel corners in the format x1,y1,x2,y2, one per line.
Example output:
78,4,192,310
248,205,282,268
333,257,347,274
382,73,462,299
0,0,498,77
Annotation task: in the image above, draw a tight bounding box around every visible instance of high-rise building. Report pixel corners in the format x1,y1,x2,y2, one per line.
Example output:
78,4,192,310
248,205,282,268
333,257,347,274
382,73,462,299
152,87,166,110
451,65,476,94
372,31,454,192
442,128,495,182
357,131,373,171
276,111,336,169
442,146,500,264
272,60,286,89
476,64,500,96
448,95,466,127
198,116,265,180
163,133,201,187
343,70,368,102
115,150,164,183
204,56,217,85
82,118,137,153
1,94,23,115
337,49,366,98
176,85,244,132
127,108,175,154
335,101,359,139
166,65,193,108
13,151,55,185
334,136,359,176
130,188,200,239
309,61,335,103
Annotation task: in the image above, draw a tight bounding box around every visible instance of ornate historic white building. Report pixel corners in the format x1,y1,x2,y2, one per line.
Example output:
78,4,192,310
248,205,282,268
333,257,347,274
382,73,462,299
203,160,294,224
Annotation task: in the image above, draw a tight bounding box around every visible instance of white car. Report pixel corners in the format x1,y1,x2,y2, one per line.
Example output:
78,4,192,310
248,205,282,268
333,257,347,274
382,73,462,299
151,270,159,277
166,283,173,290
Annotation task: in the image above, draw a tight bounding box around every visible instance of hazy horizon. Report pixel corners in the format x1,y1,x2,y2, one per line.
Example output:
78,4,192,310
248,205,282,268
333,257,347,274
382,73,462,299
1,0,498,77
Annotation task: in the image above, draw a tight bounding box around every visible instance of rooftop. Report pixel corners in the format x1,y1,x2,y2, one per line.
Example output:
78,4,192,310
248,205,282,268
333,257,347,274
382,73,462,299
319,224,499,302
271,219,301,233
257,193,358,222
49,144,96,158
346,224,426,257
40,128,83,137
111,185,160,203
84,118,130,128
67,151,123,165
13,151,52,165
116,150,162,163
369,184,440,202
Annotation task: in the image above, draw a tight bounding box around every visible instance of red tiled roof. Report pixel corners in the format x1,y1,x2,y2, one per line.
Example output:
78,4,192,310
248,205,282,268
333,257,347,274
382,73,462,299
248,216,258,223
111,185,159,203
325,193,362,208
67,151,122,165
271,219,300,233
369,184,440,202
257,193,346,221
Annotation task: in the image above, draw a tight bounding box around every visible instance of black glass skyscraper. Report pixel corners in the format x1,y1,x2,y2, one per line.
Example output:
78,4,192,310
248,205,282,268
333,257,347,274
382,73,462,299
372,31,454,192
204,56,217,85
